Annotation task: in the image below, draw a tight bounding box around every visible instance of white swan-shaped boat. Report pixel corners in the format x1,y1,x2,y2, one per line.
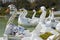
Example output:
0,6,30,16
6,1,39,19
21,6,47,40
30,9,40,25
4,7,18,35
18,6,47,26
45,8,59,29
32,7,59,40
2,8,18,40
4,8,26,40
32,6,47,34
45,8,60,40
18,8,31,26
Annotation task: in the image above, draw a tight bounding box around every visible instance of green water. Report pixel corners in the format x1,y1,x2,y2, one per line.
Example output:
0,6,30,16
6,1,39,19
0,17,35,37
0,17,7,37
0,17,18,37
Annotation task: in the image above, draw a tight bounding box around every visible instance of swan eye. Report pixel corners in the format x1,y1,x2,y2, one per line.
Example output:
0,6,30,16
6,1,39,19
21,10,24,11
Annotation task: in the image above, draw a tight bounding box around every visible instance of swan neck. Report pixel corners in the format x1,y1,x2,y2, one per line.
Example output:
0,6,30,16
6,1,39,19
7,13,17,25
32,11,36,18
39,11,46,22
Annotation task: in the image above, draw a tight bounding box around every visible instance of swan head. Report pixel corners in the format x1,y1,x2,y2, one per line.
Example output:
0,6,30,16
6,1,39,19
33,9,36,12
19,8,27,13
51,8,54,10
19,8,26,14
40,6,46,11
19,9,24,12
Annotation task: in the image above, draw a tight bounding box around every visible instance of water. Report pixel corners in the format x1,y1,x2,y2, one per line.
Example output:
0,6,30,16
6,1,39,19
0,17,35,37
0,17,7,37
